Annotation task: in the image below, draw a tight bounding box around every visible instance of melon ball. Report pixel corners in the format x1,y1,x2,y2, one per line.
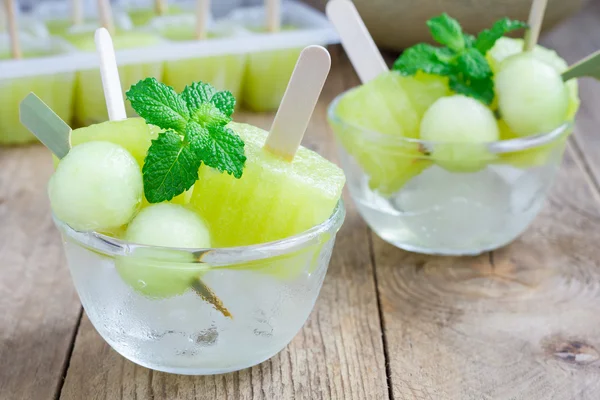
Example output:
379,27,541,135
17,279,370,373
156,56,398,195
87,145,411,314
48,141,143,231
496,52,569,137
116,203,211,298
420,95,499,172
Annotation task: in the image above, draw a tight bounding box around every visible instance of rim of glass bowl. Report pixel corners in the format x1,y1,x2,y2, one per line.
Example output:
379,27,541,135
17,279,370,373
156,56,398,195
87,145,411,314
53,200,346,266
328,89,573,154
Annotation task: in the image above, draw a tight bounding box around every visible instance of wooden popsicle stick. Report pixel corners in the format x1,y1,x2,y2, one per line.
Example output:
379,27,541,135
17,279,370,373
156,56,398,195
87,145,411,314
20,94,72,159
96,0,115,35
265,0,280,33
155,0,168,16
326,0,387,83
72,0,83,26
4,0,22,59
265,46,331,161
524,0,548,51
562,49,600,81
95,28,127,121
195,0,210,40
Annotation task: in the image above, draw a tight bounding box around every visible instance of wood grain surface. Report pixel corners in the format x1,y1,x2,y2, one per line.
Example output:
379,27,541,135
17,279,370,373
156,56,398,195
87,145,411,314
2,3,600,399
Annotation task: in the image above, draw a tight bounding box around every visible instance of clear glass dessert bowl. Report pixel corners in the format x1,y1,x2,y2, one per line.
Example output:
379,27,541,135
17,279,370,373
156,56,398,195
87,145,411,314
54,201,345,375
328,90,570,256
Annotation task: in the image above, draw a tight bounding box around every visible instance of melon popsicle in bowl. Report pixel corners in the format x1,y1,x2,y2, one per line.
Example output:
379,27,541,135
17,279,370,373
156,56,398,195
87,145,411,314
154,0,247,100
20,32,346,373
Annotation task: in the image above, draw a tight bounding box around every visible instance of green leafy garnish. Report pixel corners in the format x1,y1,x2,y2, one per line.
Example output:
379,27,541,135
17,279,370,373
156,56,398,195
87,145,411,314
126,78,246,203
393,13,527,105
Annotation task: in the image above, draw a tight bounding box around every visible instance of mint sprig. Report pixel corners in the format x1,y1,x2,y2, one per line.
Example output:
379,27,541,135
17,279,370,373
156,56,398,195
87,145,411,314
393,13,527,105
126,78,246,203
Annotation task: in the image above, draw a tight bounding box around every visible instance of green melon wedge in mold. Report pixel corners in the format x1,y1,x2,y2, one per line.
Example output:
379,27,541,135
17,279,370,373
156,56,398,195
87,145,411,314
332,71,449,195
0,49,75,144
159,27,246,100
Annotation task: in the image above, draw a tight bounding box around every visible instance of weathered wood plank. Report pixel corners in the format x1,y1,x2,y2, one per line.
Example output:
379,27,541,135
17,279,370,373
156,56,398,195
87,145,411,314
0,146,82,400
374,144,600,399
59,48,390,400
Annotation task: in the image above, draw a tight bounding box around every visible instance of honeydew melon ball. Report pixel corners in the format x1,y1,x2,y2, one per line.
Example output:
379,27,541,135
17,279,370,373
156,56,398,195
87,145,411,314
48,141,143,231
420,95,499,172
487,37,580,121
116,204,211,298
496,53,569,137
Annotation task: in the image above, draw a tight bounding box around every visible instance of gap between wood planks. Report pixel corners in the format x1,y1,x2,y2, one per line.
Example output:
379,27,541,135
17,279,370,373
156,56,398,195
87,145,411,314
54,308,84,400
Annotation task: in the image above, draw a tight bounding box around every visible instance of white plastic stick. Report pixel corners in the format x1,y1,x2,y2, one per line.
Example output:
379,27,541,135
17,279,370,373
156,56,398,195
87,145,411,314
524,0,548,51
96,0,115,34
72,0,83,26
195,0,210,40
95,28,127,121
265,46,331,161
155,0,168,16
4,0,22,59
265,0,280,33
326,0,387,83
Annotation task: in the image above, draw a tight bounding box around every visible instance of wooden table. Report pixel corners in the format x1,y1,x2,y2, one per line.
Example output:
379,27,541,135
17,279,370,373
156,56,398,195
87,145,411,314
3,4,600,399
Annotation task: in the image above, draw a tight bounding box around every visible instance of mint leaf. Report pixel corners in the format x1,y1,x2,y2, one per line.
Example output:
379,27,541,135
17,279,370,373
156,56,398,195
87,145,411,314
393,44,455,76
463,33,476,48
457,48,492,79
181,82,217,112
449,75,495,105
475,18,528,54
426,13,465,52
142,130,202,203
126,78,189,133
211,91,236,117
128,79,247,203
187,122,246,179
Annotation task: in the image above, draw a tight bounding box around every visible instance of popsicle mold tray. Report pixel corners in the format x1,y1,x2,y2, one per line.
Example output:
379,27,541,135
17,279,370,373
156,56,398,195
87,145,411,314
0,1,339,144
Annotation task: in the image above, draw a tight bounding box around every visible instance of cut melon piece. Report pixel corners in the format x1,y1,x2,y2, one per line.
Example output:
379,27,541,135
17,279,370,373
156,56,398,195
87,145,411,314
332,71,437,195
49,141,143,231
116,203,210,298
190,122,345,247
487,37,580,121
420,95,499,173
66,31,164,126
496,53,569,137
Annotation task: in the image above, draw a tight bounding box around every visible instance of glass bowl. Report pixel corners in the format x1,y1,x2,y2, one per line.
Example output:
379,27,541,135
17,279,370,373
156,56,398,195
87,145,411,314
54,201,345,375
328,90,570,256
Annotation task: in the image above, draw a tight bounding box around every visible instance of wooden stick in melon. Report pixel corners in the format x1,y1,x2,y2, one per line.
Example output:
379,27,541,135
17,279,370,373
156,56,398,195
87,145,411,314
326,0,387,84
72,0,83,26
194,0,210,40
265,0,280,33
4,0,22,59
96,0,115,35
265,45,331,160
524,0,548,51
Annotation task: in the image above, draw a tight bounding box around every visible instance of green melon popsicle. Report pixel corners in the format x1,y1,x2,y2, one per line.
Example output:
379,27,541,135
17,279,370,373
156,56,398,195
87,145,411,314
158,23,246,99
190,122,346,248
0,38,75,144
241,26,301,112
65,31,163,126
